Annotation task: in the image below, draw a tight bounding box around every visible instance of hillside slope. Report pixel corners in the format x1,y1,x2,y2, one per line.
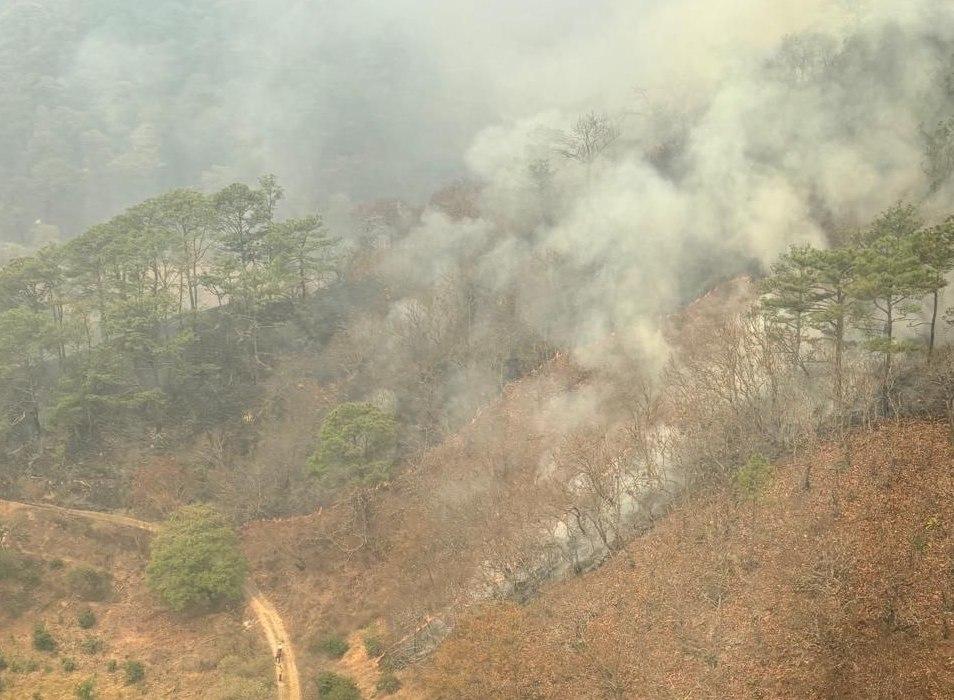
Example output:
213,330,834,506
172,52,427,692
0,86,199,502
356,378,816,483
0,502,276,699
419,421,954,699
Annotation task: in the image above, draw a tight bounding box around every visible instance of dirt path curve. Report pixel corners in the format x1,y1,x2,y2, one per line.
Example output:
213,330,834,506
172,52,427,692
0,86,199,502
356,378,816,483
246,581,302,700
0,499,301,700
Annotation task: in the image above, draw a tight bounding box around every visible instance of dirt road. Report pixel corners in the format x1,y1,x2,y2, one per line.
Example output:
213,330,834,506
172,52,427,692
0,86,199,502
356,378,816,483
0,498,301,700
246,582,302,699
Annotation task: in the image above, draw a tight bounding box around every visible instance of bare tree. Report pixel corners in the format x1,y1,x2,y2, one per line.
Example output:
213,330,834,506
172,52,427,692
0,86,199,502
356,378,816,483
557,111,621,164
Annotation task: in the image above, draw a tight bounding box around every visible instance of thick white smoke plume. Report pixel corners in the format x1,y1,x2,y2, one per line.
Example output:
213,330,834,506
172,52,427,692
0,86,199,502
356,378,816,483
390,0,954,362
3,0,953,355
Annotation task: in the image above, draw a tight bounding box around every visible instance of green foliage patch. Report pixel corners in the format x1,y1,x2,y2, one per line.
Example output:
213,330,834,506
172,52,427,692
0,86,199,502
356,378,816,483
77,609,97,629
317,633,350,659
309,402,397,488
80,636,104,655
146,505,246,613
735,453,774,499
32,622,56,652
123,659,145,684
316,671,361,700
376,672,401,695
75,677,95,699
362,633,385,658
67,566,112,602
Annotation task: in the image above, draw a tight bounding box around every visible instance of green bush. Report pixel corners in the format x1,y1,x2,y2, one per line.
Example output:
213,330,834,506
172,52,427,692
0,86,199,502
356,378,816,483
318,633,349,659
316,671,360,700
33,622,56,652
309,402,397,488
106,659,118,672
0,550,40,584
0,650,7,670
62,657,77,672
75,677,95,699
734,453,774,498
77,609,97,629
123,659,145,685
375,672,401,695
80,637,104,655
146,505,247,613
67,566,112,602
362,633,384,658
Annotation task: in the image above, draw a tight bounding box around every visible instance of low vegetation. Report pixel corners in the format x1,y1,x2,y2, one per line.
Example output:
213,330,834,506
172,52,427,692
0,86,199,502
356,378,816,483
316,671,361,700
76,609,96,629
316,633,350,660
422,422,954,697
375,672,401,695
74,678,95,700
123,659,145,685
67,566,112,602
32,622,56,652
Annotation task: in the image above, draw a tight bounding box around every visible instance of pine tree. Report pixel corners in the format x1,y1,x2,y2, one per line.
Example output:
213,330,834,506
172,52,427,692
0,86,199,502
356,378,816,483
759,244,821,370
911,218,954,358
851,205,933,401
267,215,338,301
804,244,859,402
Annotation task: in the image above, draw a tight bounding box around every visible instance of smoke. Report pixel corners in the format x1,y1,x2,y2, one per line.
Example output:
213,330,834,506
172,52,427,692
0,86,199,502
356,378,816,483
387,0,954,364
3,0,953,355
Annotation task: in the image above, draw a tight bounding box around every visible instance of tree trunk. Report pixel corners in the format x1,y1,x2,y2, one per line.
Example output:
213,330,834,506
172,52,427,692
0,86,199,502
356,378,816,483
834,312,844,407
929,289,939,360
882,302,893,416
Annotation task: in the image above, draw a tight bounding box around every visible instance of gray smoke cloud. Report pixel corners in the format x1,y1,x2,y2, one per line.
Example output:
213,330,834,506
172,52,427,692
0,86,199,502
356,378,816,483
388,0,954,363
3,0,953,354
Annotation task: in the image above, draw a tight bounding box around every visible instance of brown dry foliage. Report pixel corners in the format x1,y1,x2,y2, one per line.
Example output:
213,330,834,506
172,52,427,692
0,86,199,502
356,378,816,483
419,421,954,699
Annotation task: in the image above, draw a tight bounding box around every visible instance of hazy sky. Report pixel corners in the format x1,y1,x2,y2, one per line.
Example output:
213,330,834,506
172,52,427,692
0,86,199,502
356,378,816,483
2,0,952,246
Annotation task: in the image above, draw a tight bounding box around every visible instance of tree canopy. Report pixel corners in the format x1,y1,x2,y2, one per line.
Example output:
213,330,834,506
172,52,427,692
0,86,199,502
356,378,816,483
146,505,247,614
309,402,398,489
0,174,338,457
759,202,954,403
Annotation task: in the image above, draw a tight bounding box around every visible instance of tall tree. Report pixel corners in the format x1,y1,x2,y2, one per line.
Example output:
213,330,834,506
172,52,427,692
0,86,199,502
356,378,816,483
759,244,820,370
911,219,954,358
0,307,59,439
212,175,282,269
922,117,954,193
851,204,933,398
268,215,337,300
557,111,620,164
153,190,214,315
804,245,858,401
146,505,247,614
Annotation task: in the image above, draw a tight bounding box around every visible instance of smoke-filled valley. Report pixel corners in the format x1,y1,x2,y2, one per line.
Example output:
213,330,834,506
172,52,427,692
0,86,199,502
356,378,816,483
1,1,953,698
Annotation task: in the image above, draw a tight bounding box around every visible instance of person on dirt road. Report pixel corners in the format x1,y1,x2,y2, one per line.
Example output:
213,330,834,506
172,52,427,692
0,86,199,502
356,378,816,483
276,640,284,665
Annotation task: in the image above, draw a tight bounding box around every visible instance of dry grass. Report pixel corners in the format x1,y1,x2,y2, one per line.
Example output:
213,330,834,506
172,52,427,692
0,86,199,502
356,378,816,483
417,420,954,699
0,504,271,699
